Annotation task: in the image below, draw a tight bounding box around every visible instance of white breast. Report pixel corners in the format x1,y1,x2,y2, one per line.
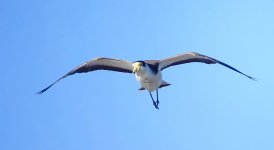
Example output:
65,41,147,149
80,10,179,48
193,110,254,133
134,66,162,92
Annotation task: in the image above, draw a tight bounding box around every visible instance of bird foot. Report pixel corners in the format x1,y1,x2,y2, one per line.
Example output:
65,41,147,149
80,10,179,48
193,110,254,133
153,101,159,110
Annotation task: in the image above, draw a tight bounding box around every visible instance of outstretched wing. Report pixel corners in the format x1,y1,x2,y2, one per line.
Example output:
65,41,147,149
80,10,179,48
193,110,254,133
37,58,133,94
159,52,256,80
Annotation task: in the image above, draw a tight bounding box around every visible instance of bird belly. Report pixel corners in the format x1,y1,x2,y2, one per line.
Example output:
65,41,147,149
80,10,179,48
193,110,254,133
135,72,162,92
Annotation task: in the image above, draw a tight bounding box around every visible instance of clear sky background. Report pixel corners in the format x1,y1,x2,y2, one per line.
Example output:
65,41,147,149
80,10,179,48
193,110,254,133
1,0,274,150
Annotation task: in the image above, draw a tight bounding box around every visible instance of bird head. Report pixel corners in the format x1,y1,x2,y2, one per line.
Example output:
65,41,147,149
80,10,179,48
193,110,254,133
132,61,145,73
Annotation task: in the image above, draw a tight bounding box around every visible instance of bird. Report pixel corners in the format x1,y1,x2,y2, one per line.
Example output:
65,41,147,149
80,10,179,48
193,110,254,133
37,52,255,109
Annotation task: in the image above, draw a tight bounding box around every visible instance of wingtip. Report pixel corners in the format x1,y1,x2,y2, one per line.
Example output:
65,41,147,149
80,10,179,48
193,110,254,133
36,89,47,95
36,89,45,95
249,76,258,81
36,84,54,95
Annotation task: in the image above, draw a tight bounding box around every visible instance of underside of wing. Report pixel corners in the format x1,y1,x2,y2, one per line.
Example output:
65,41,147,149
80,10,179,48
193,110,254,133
159,52,255,80
159,52,216,70
36,58,133,94
70,57,133,74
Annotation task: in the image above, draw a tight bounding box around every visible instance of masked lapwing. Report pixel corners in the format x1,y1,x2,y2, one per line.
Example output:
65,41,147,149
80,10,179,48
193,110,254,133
37,52,255,109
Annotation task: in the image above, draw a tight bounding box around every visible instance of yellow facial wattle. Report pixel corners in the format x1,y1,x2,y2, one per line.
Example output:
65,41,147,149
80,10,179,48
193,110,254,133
133,62,142,73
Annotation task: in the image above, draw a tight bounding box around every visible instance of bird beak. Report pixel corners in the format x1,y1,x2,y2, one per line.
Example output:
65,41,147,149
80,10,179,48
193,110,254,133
133,63,141,73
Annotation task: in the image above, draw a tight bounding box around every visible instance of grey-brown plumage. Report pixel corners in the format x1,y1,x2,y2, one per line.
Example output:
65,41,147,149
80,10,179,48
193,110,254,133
158,52,255,80
37,52,255,109
36,58,133,94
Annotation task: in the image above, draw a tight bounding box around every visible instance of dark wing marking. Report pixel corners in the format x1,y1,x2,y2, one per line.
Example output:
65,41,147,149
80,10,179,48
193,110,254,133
143,60,160,74
36,58,133,94
159,52,256,80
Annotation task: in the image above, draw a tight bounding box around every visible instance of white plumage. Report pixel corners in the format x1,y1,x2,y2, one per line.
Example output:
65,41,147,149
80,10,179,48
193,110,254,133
134,63,163,92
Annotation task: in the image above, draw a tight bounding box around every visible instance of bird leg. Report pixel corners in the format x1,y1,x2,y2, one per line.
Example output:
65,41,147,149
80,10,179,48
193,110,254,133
149,92,159,110
156,89,160,106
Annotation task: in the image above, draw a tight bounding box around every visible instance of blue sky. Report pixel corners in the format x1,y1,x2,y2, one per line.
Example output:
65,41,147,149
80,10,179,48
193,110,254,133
1,0,274,149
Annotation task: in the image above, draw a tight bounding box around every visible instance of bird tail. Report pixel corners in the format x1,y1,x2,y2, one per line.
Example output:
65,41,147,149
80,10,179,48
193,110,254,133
159,80,171,89
138,81,171,91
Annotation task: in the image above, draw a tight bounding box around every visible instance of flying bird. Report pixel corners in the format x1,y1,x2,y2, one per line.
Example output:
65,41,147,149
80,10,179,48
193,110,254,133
37,52,255,109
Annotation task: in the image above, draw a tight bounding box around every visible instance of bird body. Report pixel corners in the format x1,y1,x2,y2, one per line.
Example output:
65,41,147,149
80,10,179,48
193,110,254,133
37,52,255,109
134,62,163,92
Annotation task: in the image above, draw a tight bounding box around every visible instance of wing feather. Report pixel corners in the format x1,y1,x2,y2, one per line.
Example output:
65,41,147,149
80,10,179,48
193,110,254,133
159,52,256,80
36,58,133,94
